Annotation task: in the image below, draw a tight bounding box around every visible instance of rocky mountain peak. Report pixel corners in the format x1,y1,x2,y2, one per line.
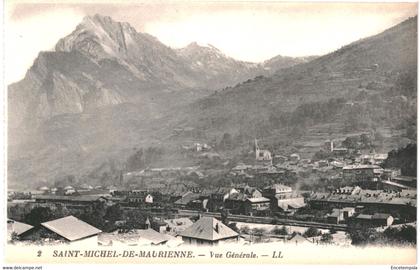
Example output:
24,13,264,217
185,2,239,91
55,14,143,60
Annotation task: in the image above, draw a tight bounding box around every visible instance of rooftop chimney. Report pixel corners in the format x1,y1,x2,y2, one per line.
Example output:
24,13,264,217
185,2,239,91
215,223,219,233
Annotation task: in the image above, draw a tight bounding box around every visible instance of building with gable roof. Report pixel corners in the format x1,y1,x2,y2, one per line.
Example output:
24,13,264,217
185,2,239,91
178,217,239,245
21,215,101,245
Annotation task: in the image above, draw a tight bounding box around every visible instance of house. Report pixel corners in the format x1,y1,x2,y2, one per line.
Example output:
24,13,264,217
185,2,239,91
243,186,262,198
150,218,168,233
381,180,413,192
275,194,305,213
342,165,380,182
21,216,101,244
173,192,201,209
98,229,179,246
332,147,349,155
352,213,394,227
273,155,288,164
330,161,345,169
372,213,394,226
209,188,239,211
163,218,194,235
127,190,153,204
244,197,271,216
289,153,300,164
178,217,239,245
392,176,417,188
254,139,272,163
33,195,108,208
309,189,416,221
7,219,34,241
382,169,401,180
262,184,292,198
361,154,388,165
38,186,50,194
287,234,312,245
317,160,329,167
326,207,355,224
224,193,248,214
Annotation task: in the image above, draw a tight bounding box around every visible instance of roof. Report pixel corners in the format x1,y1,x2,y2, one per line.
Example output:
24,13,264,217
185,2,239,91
264,184,292,193
372,213,393,220
343,164,380,170
227,192,248,201
310,189,416,207
356,214,373,220
393,176,417,182
246,197,270,203
328,209,341,218
277,199,305,210
178,217,239,241
382,180,412,189
34,195,108,202
214,187,238,195
164,218,194,228
174,192,201,205
99,229,175,245
288,234,312,244
41,215,102,241
7,220,34,236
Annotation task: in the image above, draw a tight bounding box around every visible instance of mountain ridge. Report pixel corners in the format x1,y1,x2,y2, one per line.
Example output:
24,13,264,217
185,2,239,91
8,14,416,188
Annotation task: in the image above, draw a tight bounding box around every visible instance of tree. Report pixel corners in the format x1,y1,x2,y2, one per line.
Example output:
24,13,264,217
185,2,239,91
10,232,19,242
384,225,416,244
104,204,123,223
240,226,251,234
271,226,288,235
24,207,54,226
320,232,333,244
220,208,229,225
342,136,359,150
79,203,106,229
227,222,240,233
303,227,321,238
347,225,379,246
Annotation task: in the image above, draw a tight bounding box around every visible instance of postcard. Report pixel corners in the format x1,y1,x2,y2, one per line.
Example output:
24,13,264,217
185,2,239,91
2,0,418,266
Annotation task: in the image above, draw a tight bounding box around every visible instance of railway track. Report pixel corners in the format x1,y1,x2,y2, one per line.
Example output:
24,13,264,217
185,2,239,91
177,209,348,231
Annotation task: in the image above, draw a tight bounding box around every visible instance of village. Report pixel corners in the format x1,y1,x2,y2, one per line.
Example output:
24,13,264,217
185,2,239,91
7,136,417,247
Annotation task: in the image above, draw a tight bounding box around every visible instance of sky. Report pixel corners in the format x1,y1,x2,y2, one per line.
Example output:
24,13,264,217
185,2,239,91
4,1,418,84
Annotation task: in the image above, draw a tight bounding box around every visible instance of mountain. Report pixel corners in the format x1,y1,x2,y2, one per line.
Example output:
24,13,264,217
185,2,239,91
263,55,318,75
12,15,417,189
8,14,312,188
179,16,417,140
9,14,311,131
176,42,261,88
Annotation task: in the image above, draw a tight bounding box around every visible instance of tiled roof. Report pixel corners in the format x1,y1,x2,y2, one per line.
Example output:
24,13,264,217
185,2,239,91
179,217,238,241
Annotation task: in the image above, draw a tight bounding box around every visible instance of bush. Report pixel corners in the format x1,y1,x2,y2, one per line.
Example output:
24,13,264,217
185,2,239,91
271,226,288,235
303,227,321,238
320,232,333,243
